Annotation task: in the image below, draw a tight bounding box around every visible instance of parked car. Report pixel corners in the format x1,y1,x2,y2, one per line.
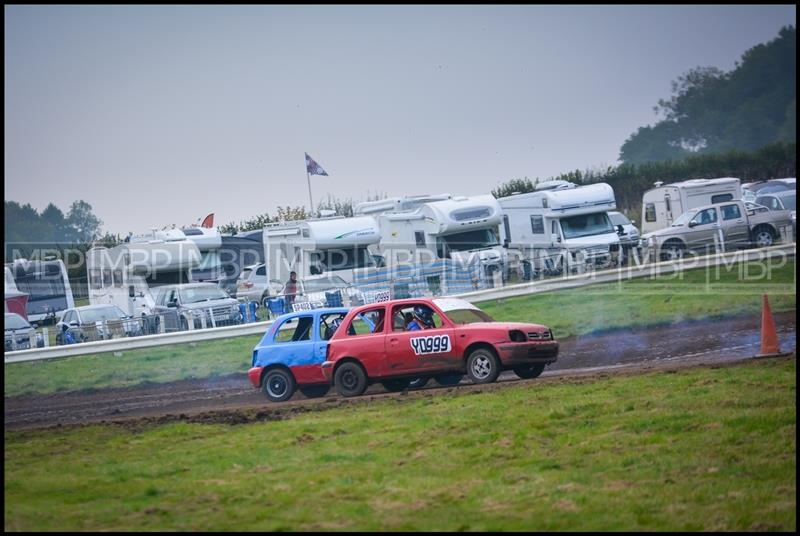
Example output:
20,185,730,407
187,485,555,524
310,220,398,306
235,263,284,306
755,190,796,239
5,312,43,350
291,274,365,309
608,210,641,264
640,199,793,261
247,307,350,402
322,297,559,397
55,304,141,345
153,282,242,331
742,178,795,204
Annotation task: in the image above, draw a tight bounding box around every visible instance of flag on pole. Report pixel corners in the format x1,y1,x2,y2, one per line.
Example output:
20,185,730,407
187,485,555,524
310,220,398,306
305,153,329,176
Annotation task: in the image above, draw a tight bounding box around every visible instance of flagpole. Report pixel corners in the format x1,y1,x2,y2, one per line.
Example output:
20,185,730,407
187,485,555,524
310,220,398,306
306,170,314,218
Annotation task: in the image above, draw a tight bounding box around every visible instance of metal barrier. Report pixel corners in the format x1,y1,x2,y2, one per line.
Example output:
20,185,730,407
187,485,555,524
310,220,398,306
5,243,794,364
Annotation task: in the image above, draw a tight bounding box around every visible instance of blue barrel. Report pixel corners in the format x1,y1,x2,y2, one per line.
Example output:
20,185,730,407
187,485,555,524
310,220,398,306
238,303,247,323
248,300,258,322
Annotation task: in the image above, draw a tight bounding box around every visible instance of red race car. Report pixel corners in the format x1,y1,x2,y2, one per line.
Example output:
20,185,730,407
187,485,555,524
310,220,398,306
322,297,558,397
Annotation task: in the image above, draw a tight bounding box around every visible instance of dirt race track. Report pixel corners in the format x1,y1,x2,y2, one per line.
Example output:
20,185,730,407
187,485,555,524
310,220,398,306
4,312,796,431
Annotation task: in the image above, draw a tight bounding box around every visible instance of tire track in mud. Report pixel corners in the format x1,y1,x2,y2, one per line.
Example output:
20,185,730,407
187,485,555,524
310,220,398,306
5,312,795,430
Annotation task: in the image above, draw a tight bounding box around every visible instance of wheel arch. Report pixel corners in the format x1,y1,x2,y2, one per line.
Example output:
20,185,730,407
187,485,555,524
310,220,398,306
259,363,296,387
332,357,368,379
463,341,499,364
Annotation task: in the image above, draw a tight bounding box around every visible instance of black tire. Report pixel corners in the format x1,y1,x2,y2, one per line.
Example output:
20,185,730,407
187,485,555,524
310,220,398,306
381,378,411,392
466,347,501,384
434,373,463,386
408,377,430,389
298,385,330,399
660,241,684,262
752,227,775,248
262,368,296,402
334,362,368,398
513,363,546,379
180,317,189,331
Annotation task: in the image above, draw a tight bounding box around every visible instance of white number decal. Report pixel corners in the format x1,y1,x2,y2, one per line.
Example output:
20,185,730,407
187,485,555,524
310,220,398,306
410,335,451,355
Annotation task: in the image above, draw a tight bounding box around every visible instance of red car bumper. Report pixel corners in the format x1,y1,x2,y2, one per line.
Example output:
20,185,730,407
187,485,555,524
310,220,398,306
496,341,559,365
248,366,263,388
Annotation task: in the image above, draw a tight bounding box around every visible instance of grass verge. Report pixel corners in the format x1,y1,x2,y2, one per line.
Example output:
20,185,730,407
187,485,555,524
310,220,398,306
4,357,796,531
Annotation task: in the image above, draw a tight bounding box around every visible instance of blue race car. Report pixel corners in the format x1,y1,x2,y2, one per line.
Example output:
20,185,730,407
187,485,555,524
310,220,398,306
248,307,349,402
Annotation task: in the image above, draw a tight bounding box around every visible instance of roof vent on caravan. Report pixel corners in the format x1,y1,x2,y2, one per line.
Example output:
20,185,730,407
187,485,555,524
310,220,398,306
535,180,576,191
319,209,337,218
653,181,665,188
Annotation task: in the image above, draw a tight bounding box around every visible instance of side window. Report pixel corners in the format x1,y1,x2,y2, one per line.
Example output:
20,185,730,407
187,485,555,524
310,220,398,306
711,194,733,204
415,231,426,247
693,208,718,225
645,203,656,222
721,204,741,221
63,311,74,324
256,265,266,276
274,315,313,343
113,269,123,288
391,305,442,332
347,307,385,336
320,313,346,341
89,269,102,290
530,215,544,234
102,269,112,288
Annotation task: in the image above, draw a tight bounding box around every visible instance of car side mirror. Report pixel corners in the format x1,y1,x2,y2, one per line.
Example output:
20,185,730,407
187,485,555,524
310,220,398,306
31,323,38,329
69,321,79,327
616,224,625,235
688,221,697,228
551,233,561,244
167,301,178,308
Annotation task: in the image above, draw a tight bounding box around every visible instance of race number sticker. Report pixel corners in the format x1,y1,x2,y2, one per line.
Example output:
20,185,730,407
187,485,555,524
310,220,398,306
410,335,451,356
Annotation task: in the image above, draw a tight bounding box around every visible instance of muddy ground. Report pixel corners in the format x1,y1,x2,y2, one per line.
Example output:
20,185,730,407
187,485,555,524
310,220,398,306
4,312,796,431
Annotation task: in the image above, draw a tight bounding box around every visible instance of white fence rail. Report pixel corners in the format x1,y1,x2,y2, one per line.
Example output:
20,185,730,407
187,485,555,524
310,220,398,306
5,244,795,364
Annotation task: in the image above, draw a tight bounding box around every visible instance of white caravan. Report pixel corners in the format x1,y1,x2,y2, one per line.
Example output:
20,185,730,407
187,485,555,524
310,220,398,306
370,194,509,280
498,183,621,274
641,177,742,234
86,239,201,318
4,259,75,323
263,215,381,286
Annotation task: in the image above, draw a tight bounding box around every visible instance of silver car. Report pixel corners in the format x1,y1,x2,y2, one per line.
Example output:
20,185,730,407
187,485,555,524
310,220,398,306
5,313,43,350
153,282,242,331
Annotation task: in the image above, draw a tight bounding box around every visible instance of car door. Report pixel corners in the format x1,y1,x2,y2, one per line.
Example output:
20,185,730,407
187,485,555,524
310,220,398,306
719,203,749,246
686,207,720,254
385,303,457,375
270,314,316,366
339,305,389,376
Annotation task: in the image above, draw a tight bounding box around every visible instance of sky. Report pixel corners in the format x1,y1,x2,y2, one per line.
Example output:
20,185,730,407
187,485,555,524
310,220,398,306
4,5,797,236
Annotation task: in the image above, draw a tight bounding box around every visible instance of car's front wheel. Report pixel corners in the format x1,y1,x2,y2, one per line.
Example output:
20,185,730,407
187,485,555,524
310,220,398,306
513,363,546,379
408,377,429,389
334,362,368,397
466,347,500,384
262,368,296,402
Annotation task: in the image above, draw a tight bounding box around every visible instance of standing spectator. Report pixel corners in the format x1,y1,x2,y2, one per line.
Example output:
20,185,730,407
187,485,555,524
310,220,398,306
283,271,298,312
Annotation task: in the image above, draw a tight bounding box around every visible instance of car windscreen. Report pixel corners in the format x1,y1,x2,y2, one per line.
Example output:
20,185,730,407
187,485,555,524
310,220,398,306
5,314,29,330
80,307,126,323
438,228,500,252
180,286,229,303
608,212,630,226
671,211,695,227
445,308,495,324
560,212,614,239
780,193,796,210
302,276,348,292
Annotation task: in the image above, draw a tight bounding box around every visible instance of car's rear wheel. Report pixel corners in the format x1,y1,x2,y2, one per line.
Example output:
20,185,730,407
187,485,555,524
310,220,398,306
466,347,500,384
262,368,296,402
752,227,775,248
408,377,429,389
335,362,368,397
434,373,463,386
381,378,411,392
660,240,684,261
513,363,546,379
299,385,330,399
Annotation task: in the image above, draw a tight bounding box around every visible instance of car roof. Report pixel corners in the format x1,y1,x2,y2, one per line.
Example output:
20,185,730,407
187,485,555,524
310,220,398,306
760,190,795,198
158,282,220,290
71,304,124,311
271,307,350,322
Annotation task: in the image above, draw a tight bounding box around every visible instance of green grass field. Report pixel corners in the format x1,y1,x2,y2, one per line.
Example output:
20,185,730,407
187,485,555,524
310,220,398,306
4,357,796,531
4,259,795,397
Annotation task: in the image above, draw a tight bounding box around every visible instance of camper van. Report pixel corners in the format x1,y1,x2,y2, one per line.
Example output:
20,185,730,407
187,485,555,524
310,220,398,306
132,226,224,283
498,183,621,275
369,194,510,280
4,259,75,323
263,215,381,285
641,177,742,234
86,239,201,319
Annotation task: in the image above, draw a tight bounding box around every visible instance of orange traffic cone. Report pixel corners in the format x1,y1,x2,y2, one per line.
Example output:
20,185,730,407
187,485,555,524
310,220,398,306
755,294,788,358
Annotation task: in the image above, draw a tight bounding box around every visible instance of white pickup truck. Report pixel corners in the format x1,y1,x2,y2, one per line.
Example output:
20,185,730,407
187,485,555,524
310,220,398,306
640,199,793,261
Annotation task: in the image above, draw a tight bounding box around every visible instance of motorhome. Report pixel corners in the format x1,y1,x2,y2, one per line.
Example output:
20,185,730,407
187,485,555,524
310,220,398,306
641,177,742,234
86,239,201,319
263,215,381,285
132,226,224,283
4,259,75,323
498,183,621,275
370,194,509,281
353,194,453,216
